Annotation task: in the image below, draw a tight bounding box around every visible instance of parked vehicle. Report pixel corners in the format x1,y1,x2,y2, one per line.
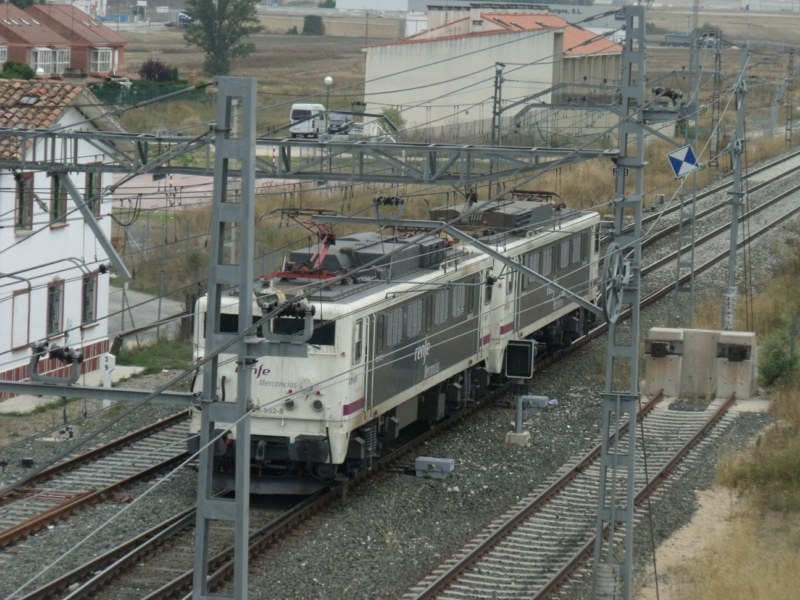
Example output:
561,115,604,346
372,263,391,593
664,32,691,46
166,13,193,27
328,111,354,134
289,103,326,138
664,31,716,47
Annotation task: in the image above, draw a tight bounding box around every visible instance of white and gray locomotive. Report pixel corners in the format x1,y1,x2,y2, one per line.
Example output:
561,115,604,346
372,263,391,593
189,198,601,493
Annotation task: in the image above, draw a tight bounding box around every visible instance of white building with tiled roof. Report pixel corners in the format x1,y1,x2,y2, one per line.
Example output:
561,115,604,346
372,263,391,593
0,80,121,389
363,5,622,144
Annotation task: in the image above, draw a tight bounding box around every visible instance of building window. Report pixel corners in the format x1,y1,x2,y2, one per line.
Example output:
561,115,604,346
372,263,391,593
15,172,33,231
82,274,97,325
54,48,71,74
12,289,30,348
91,47,112,73
0,46,7,67
50,174,67,225
85,166,103,216
32,47,53,73
47,280,64,336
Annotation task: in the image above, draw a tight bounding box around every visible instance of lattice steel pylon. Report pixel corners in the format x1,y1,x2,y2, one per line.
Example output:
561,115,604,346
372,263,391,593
723,48,749,332
591,6,645,599
193,77,257,600
672,23,702,328
709,33,723,168
786,49,795,147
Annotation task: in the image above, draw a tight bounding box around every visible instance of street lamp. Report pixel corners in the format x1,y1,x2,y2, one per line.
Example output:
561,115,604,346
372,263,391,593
324,75,333,134
324,75,333,110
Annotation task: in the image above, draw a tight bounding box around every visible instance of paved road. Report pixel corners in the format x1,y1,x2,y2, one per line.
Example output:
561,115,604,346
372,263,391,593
107,285,186,346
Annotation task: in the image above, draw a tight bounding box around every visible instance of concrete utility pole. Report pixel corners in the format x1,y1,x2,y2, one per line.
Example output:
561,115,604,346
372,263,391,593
723,47,748,332
591,6,646,599
192,77,257,600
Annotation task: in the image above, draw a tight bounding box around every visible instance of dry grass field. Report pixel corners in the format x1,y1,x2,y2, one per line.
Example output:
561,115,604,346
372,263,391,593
122,29,371,134
648,7,800,46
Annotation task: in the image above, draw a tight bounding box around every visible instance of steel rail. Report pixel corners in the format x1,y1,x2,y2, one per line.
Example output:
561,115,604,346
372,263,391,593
0,452,188,551
17,507,196,600
533,392,738,599
410,392,737,599
0,409,190,503
412,391,664,599
0,411,190,549
142,402,495,599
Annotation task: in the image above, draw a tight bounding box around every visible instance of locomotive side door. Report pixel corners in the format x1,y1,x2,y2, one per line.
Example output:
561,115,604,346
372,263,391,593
479,269,492,354
350,317,370,413
365,314,376,413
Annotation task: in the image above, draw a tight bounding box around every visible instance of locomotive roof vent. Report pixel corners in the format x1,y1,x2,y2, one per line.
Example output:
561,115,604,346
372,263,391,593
397,233,446,269
356,239,420,279
481,200,553,233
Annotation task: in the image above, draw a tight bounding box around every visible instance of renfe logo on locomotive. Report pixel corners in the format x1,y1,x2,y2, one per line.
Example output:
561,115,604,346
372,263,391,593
414,340,431,363
236,363,271,378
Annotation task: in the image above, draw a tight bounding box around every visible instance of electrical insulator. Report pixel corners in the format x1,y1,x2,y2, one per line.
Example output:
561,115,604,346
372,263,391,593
49,346,84,364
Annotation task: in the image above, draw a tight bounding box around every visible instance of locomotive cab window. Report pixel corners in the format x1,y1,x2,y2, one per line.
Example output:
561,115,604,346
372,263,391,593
273,318,336,346
209,313,263,337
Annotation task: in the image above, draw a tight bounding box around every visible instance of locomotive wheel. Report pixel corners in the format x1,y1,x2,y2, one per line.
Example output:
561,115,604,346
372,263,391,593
602,242,625,324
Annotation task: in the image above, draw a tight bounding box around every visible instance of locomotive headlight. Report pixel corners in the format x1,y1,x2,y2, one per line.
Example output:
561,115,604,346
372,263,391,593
284,399,295,410
312,399,324,412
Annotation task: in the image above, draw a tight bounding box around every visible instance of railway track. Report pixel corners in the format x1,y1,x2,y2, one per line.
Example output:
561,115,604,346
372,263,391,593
5,151,798,598
626,148,798,239
404,393,737,599
0,411,190,554
397,160,800,597
14,397,490,599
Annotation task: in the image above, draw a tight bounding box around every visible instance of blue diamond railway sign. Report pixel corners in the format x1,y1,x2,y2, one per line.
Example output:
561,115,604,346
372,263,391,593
667,145,701,178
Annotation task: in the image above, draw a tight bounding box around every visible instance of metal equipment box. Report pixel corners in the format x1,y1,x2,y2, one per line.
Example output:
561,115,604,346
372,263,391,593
415,456,455,480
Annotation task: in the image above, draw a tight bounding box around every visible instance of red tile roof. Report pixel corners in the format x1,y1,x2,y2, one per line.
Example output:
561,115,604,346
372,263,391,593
481,12,622,56
27,5,128,46
0,79,84,158
0,3,71,47
374,11,621,57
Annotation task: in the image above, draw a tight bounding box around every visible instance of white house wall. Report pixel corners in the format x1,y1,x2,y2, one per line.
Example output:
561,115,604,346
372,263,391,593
0,106,112,384
365,30,557,136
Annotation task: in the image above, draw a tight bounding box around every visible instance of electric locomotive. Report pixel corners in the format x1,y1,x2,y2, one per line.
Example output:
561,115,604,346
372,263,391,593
189,198,601,493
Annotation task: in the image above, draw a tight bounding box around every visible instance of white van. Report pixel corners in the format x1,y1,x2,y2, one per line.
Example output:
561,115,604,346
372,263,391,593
289,103,326,138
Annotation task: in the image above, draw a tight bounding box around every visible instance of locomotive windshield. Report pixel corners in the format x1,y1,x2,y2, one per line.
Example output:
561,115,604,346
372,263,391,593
272,317,336,346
